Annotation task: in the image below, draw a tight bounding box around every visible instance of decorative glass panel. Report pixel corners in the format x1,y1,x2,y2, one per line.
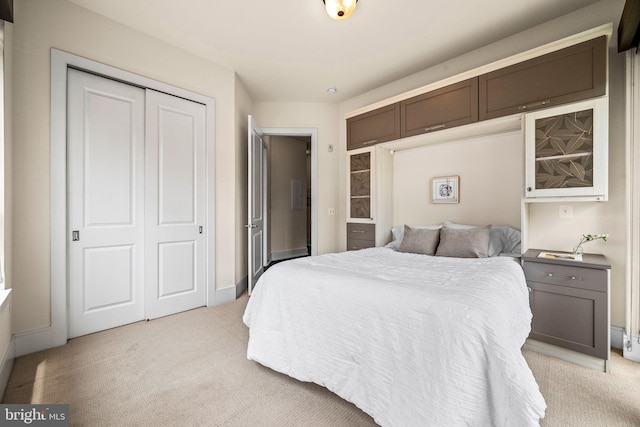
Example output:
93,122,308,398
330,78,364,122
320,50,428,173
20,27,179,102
350,152,370,172
534,109,593,190
350,171,370,197
349,151,372,219
350,197,370,218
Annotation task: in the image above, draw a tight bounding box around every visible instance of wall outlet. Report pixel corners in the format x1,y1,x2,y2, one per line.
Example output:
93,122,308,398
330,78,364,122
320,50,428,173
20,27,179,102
328,208,335,216
559,205,573,219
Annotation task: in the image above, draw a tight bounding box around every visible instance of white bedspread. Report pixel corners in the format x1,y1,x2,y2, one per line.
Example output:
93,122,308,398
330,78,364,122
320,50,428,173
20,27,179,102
243,247,546,426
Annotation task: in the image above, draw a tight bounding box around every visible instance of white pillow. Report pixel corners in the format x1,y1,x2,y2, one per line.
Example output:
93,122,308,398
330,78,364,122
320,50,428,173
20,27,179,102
386,223,442,250
442,221,521,256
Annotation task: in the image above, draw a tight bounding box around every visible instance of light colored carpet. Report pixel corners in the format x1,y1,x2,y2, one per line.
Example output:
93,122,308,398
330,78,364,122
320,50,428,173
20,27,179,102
3,293,640,426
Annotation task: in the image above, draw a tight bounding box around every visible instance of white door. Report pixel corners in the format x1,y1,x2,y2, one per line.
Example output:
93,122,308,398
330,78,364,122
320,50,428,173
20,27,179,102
68,69,146,338
68,70,207,337
247,115,266,295
145,90,206,319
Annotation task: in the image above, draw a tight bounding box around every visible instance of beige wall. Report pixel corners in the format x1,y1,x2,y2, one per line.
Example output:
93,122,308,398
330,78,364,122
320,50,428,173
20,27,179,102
8,0,241,334
339,0,627,327
269,136,308,254
392,131,523,231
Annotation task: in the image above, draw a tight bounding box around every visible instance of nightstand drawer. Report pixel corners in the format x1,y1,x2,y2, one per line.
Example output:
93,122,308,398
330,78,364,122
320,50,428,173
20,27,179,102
523,261,607,293
347,238,375,251
347,223,375,241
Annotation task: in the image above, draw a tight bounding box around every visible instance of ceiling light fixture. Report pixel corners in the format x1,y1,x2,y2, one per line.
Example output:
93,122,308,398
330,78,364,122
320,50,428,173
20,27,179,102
327,87,337,94
323,0,358,20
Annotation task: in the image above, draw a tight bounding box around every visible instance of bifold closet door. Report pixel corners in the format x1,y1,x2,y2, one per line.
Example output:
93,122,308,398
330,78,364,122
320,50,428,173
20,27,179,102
144,90,206,319
68,68,146,338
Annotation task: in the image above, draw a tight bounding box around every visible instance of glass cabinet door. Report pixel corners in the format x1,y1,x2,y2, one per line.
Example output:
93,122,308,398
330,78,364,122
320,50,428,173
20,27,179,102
525,98,608,201
350,151,371,219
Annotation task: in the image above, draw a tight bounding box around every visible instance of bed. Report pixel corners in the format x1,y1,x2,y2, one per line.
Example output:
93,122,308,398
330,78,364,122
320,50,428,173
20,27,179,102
243,223,547,426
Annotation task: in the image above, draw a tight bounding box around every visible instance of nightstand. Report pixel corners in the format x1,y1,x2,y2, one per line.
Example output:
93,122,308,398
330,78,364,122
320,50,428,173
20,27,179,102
521,249,611,372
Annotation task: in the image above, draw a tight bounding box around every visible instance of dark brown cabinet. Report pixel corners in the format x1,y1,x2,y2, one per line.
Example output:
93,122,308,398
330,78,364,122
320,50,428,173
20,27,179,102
400,78,479,138
347,103,401,150
346,223,375,251
479,36,606,120
522,249,610,370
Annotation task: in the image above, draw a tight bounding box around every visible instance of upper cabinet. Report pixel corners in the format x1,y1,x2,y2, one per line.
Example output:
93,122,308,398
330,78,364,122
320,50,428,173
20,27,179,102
479,36,607,120
400,78,479,138
524,97,608,201
347,103,401,150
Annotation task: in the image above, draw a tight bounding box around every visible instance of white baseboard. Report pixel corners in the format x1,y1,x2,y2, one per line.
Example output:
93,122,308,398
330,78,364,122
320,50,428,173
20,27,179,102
0,336,14,401
611,325,624,350
14,326,60,358
236,275,248,298
622,332,640,362
270,247,308,262
210,285,236,307
524,339,608,372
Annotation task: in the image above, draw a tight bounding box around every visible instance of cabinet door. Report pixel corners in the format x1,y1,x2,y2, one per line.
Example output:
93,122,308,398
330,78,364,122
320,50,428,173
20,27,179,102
347,103,401,150
349,150,372,220
528,280,608,360
400,78,479,138
479,36,606,120
525,98,608,200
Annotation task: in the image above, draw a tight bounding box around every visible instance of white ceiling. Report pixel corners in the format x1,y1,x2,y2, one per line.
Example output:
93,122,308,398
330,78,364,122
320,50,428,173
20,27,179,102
66,0,602,103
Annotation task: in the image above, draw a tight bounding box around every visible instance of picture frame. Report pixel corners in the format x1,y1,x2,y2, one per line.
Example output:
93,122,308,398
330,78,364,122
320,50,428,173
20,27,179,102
431,175,459,204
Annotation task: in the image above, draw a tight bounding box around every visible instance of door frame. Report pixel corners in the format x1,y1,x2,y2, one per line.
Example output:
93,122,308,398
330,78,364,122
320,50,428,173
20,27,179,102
39,49,216,353
260,127,318,258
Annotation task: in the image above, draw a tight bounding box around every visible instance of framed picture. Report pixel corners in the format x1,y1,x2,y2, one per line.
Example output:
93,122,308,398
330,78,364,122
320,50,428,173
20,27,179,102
431,175,459,204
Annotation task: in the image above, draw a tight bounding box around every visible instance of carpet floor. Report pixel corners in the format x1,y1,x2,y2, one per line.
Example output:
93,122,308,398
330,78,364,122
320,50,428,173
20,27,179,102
3,293,640,426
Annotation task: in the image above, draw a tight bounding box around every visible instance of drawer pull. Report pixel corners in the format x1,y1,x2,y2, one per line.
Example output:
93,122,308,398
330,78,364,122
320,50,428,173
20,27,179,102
351,230,366,234
518,100,551,111
362,139,378,145
547,272,580,281
424,124,446,132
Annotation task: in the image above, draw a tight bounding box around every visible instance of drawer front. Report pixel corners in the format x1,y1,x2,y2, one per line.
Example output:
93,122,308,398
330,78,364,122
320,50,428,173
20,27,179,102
347,238,375,251
347,223,375,241
523,261,607,293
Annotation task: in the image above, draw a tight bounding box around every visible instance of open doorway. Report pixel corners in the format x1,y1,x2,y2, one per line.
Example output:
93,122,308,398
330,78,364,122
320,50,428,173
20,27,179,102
265,135,312,264
261,127,317,267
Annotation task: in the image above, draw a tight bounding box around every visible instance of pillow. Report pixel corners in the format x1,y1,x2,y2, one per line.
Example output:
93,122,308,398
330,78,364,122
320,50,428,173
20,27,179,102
442,221,521,256
398,225,441,256
435,225,491,258
386,223,442,250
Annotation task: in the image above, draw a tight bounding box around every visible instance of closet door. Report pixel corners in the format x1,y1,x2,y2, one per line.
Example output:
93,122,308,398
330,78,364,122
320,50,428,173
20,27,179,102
144,90,206,319
67,69,146,338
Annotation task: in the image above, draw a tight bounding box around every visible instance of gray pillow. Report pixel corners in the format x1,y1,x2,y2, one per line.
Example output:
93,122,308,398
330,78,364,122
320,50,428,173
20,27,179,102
386,223,442,250
442,221,521,256
398,225,440,255
435,225,491,258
